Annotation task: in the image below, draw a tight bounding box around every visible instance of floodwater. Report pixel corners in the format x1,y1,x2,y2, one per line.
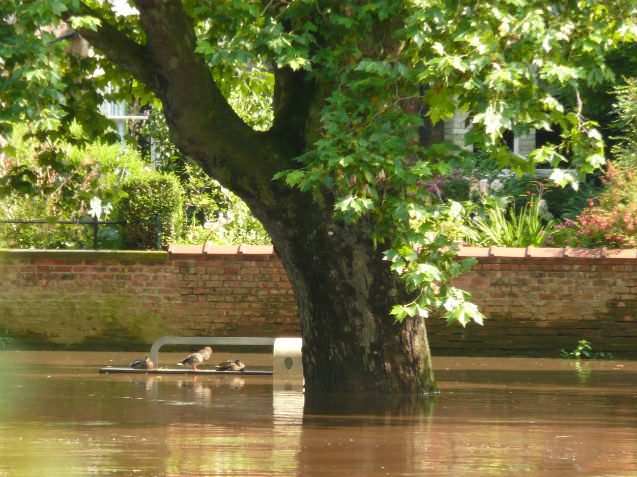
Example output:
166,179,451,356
1,352,636,477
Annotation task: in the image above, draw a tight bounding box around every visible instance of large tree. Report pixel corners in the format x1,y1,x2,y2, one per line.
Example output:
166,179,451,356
1,0,635,395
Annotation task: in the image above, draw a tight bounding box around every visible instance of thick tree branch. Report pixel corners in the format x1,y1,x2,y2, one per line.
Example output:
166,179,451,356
67,4,156,87
132,0,292,198
265,4,326,156
271,67,315,154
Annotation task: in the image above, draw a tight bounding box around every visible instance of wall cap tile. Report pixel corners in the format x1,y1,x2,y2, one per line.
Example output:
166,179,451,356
238,245,274,255
457,246,490,257
526,247,565,258
564,247,603,258
203,244,240,255
602,248,637,259
489,246,526,258
168,244,205,255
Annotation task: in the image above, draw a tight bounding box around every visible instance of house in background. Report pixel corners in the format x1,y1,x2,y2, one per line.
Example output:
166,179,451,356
99,96,147,143
443,111,537,157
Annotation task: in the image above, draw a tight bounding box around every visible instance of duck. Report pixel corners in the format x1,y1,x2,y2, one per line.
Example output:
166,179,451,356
215,359,246,372
129,356,154,370
177,346,213,370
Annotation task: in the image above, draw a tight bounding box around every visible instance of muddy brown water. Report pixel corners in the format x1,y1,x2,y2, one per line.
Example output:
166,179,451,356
0,351,636,476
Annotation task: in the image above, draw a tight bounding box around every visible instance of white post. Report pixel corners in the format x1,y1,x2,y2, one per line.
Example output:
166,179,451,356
273,337,304,385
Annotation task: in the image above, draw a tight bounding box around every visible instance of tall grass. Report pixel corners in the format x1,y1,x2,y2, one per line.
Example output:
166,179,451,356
470,197,554,247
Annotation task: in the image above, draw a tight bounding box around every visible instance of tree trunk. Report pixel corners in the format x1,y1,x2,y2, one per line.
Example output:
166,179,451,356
259,201,437,395
154,73,438,394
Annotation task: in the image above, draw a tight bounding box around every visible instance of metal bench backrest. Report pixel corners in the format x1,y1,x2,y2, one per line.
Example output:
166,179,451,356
149,336,275,367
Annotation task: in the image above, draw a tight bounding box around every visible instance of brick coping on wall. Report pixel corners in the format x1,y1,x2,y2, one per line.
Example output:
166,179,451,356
168,244,276,256
2,245,636,260
457,246,637,259
0,245,275,262
0,248,168,263
167,244,637,260
170,244,637,260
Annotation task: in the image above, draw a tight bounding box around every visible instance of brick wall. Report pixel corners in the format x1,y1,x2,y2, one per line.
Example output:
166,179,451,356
430,247,637,355
0,246,297,348
1,246,636,356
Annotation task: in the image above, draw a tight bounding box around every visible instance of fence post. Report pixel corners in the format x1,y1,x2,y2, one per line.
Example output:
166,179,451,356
92,216,99,249
154,214,162,250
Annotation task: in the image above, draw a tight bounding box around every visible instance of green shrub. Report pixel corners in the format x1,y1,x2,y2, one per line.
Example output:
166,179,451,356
118,172,183,249
0,123,152,249
132,107,271,246
540,180,601,220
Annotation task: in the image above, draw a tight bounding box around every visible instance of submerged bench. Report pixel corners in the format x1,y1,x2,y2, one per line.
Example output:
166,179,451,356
99,336,303,379
99,367,272,375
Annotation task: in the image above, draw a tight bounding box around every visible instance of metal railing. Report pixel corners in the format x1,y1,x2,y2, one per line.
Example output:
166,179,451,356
149,336,276,368
0,215,162,250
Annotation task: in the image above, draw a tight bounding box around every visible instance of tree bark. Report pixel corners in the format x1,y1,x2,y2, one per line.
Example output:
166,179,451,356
260,200,437,395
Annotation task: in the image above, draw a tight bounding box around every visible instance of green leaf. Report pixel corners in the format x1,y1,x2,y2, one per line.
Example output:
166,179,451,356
478,103,506,141
69,15,101,31
288,57,310,71
283,170,306,187
390,305,408,322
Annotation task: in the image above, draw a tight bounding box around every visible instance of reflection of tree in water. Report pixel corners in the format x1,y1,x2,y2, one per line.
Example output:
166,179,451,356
297,396,436,477
296,388,637,476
